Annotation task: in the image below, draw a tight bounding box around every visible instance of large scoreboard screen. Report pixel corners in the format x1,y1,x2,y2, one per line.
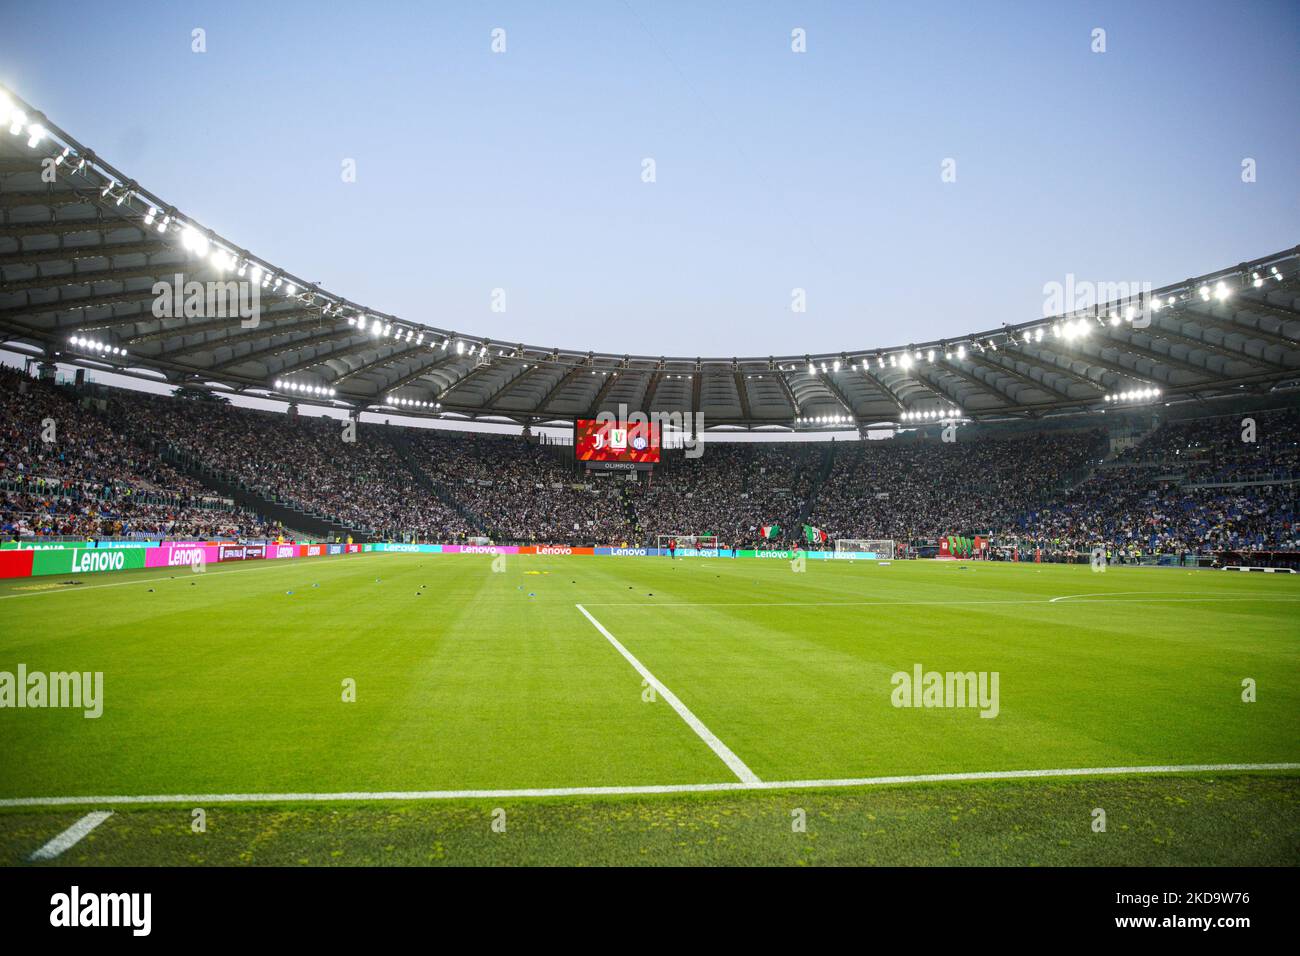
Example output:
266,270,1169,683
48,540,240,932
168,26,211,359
574,419,660,464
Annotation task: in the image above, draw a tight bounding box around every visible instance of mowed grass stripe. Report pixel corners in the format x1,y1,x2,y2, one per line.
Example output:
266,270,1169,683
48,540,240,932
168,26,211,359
577,603,759,783
0,553,735,797
588,559,1300,782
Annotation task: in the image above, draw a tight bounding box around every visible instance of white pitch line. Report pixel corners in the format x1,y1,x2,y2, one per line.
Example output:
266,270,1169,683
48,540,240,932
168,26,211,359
1,763,1295,808
580,596,1300,608
1049,591,1165,603
576,602,760,784
28,811,113,860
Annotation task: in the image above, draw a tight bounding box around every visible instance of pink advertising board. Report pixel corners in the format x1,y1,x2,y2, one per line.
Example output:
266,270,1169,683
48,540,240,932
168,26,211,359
145,543,222,569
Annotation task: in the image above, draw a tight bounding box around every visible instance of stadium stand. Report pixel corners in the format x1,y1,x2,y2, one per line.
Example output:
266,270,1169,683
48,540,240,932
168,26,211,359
1,364,1296,557
0,366,281,540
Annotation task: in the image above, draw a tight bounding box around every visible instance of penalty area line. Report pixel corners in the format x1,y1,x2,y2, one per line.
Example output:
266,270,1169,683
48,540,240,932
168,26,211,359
575,602,760,784
1,764,1296,809
28,811,113,860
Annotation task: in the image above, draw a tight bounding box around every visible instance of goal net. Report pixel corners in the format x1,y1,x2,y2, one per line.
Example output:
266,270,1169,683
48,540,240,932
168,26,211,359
657,534,720,556
834,538,895,559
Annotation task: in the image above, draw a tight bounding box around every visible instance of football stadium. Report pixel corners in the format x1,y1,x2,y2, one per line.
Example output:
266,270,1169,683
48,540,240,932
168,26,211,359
0,2,1297,916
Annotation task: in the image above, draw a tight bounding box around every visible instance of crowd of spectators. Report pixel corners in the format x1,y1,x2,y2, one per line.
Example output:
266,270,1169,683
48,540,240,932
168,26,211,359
0,367,278,539
108,391,471,541
627,442,818,546
1013,410,1300,555
804,429,1107,541
403,430,628,543
1112,407,1300,484
3,363,1295,555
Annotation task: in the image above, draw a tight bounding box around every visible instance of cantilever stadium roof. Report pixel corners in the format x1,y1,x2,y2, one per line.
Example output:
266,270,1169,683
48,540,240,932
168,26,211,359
2,85,1298,432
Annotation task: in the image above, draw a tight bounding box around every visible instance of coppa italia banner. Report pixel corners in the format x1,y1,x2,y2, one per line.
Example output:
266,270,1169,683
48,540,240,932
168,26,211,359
938,535,986,559
218,544,266,561
31,546,147,577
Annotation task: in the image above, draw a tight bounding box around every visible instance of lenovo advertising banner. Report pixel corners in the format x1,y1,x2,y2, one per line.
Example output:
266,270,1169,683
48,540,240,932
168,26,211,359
145,544,222,569
31,546,148,577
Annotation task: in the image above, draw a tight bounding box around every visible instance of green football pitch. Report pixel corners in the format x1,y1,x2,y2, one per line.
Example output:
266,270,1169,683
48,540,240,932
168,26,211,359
1,552,1297,865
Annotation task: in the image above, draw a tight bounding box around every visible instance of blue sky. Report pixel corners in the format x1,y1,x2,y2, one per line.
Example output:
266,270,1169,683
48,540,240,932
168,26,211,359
2,0,1296,357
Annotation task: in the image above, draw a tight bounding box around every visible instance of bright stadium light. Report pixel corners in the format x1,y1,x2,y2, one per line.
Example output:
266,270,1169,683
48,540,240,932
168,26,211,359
181,226,209,257
956,345,966,359
8,108,27,136
25,124,45,148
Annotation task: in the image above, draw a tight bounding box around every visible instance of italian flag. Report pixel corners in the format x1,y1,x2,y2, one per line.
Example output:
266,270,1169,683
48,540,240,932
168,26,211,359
802,524,828,544
760,524,781,540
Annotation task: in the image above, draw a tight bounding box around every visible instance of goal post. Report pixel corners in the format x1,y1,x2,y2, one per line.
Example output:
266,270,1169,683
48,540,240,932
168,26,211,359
834,538,895,560
656,533,720,556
